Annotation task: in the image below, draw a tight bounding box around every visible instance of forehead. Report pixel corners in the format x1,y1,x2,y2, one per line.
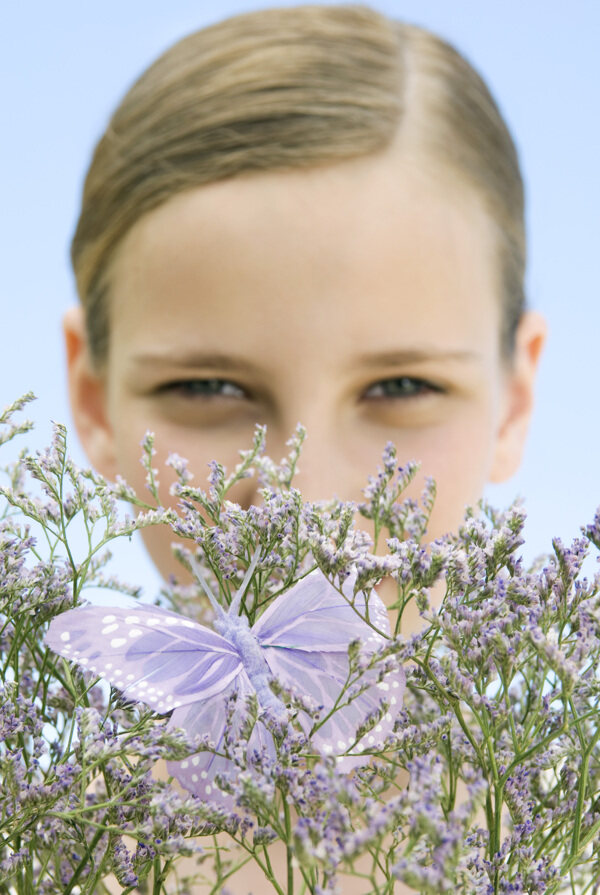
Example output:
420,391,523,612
106,145,501,366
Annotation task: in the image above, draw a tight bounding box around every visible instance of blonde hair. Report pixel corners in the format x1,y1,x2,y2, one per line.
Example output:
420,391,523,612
72,4,525,364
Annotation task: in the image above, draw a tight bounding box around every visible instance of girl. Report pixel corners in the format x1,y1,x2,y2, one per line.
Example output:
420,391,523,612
64,4,545,582
62,5,545,889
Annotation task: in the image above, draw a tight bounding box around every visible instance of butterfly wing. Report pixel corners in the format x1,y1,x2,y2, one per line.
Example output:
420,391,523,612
45,604,242,712
261,643,404,768
46,604,280,808
253,570,405,764
168,669,276,807
252,569,386,651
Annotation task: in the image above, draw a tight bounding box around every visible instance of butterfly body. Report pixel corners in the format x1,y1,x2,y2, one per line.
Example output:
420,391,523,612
45,569,405,806
213,611,288,724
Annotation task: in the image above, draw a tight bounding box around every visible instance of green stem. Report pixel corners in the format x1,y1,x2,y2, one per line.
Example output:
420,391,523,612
207,852,254,895
244,847,285,895
283,797,294,895
153,855,170,895
566,697,600,864
62,825,107,895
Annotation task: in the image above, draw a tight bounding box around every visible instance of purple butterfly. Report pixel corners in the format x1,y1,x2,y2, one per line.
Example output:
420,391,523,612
45,561,404,807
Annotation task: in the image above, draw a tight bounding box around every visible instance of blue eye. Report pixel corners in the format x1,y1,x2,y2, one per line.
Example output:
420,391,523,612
162,378,245,399
363,377,440,399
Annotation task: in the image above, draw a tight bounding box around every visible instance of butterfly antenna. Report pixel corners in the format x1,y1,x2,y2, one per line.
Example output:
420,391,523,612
189,557,224,618
229,547,261,616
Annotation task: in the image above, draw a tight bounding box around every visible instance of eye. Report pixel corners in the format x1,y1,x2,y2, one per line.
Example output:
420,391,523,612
363,376,442,400
159,378,246,399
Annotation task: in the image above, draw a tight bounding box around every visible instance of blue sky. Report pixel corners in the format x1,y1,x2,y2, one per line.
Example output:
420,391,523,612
1,1,598,595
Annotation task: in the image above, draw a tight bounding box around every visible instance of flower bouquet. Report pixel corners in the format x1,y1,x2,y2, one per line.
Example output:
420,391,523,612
1,394,599,894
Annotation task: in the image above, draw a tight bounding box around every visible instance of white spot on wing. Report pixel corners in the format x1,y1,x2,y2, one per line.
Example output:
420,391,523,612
110,638,127,649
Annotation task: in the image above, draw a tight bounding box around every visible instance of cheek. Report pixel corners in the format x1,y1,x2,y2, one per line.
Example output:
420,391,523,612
114,430,264,522
410,413,499,539
113,422,263,582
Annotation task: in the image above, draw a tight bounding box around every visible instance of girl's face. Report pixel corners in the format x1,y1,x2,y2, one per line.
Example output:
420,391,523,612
66,145,545,581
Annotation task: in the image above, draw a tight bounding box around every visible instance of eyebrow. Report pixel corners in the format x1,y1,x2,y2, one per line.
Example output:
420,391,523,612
352,348,482,367
129,351,262,373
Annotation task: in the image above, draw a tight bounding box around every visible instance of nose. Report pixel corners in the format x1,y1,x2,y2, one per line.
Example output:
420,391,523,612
222,419,358,513
259,418,366,507
244,421,379,553
295,449,367,507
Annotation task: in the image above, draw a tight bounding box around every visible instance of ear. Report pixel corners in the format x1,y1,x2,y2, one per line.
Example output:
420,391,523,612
489,310,547,483
63,306,118,481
